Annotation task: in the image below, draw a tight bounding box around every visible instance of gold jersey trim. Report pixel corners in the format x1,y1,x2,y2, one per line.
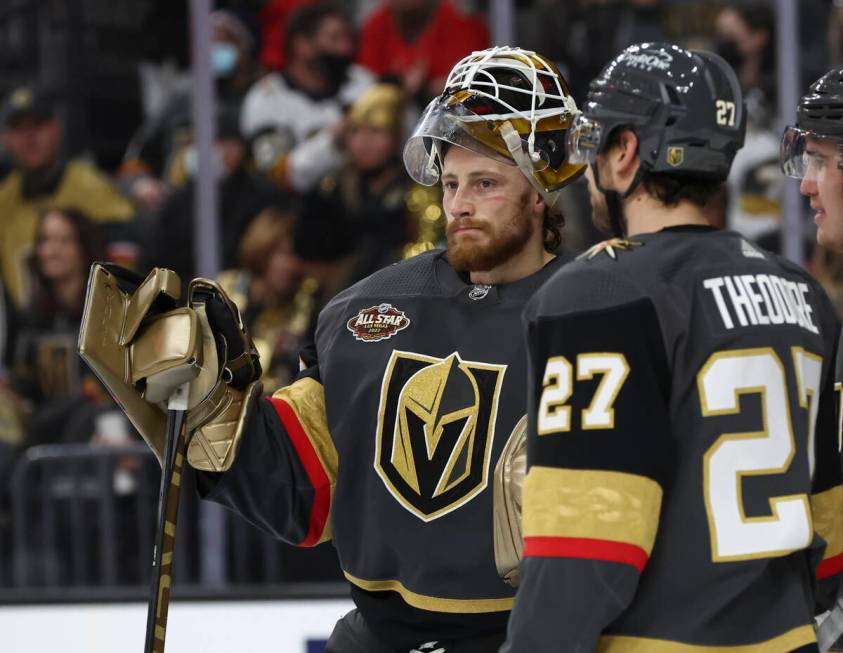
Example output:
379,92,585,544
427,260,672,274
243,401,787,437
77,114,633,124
523,467,662,555
343,571,514,614
272,377,338,545
597,624,815,653
812,485,843,560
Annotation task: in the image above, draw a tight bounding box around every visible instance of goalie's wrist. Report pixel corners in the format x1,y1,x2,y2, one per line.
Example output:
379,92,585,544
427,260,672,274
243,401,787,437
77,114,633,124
186,380,263,472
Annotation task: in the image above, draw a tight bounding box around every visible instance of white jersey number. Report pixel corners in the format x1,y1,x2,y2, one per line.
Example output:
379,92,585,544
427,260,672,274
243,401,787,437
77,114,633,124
698,348,819,561
538,353,629,435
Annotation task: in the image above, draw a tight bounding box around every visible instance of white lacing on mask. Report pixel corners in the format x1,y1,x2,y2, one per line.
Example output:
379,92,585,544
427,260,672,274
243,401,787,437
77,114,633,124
445,46,579,164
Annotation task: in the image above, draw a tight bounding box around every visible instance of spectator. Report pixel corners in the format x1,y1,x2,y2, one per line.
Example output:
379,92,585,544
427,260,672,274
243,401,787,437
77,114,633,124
714,0,776,127
257,0,316,72
123,8,264,210
296,83,442,298
211,8,264,106
241,1,374,192
0,85,136,311
218,208,318,389
534,0,664,104
714,1,782,245
145,105,288,282
10,207,124,447
357,0,489,104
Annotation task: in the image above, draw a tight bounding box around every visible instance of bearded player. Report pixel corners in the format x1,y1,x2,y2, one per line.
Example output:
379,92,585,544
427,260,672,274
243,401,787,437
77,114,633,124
80,47,584,653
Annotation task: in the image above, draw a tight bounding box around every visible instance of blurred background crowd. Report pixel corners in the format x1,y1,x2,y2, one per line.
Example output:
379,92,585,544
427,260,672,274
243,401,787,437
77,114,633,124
0,0,839,597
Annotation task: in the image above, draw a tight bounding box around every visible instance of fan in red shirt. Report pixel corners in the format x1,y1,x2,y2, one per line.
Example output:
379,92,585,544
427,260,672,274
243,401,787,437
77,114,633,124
357,0,490,100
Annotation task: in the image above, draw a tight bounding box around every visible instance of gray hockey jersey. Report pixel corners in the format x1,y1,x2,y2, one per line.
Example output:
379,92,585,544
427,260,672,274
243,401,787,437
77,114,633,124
504,226,843,652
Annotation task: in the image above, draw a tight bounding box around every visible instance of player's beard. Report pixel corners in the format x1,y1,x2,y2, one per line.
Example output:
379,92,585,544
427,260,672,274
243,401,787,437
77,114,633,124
446,199,535,273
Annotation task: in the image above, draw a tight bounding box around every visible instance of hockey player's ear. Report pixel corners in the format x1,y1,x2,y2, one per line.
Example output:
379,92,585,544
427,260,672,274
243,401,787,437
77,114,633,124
532,188,546,215
614,129,639,173
606,128,640,195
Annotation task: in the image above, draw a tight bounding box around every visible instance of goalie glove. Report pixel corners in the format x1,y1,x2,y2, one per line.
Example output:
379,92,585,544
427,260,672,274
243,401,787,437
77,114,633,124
182,278,263,471
79,265,262,471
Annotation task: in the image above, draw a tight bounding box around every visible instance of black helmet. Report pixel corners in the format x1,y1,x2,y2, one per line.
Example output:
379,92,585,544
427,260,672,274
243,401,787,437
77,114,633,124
797,67,843,136
567,42,746,181
780,67,843,179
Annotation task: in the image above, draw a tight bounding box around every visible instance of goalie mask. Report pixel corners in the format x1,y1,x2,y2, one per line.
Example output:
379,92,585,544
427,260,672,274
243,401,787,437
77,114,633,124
781,67,843,180
403,46,586,212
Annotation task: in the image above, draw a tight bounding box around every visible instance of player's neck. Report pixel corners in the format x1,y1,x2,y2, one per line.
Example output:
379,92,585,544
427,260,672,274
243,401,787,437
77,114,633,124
469,239,554,286
623,190,711,237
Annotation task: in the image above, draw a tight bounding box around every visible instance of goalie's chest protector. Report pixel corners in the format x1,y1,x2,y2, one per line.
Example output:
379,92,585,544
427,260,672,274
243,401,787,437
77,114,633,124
314,250,562,602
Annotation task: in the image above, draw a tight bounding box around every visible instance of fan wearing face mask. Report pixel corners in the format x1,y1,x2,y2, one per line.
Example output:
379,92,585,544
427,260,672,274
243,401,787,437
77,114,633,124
120,8,264,213
240,2,375,193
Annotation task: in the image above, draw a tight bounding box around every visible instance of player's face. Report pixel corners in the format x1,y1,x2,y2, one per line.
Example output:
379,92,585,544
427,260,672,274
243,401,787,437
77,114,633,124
441,145,541,272
800,137,843,251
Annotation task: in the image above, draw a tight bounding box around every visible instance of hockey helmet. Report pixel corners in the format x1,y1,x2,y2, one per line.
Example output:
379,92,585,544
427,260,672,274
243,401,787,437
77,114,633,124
781,67,843,179
403,46,586,212
567,42,746,181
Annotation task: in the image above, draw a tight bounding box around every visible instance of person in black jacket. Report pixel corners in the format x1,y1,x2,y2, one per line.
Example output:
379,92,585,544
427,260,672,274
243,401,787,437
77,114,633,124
145,105,288,281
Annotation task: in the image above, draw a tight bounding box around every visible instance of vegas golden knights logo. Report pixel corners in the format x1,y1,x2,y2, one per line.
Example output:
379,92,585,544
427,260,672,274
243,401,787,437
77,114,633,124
375,350,506,521
666,146,684,167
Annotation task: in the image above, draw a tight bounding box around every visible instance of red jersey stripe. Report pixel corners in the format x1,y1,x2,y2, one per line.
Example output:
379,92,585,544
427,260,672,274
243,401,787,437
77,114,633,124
267,396,331,547
817,551,843,580
524,536,649,573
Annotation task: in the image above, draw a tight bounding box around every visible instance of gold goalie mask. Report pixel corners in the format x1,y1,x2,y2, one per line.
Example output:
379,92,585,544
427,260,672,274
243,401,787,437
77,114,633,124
403,46,586,215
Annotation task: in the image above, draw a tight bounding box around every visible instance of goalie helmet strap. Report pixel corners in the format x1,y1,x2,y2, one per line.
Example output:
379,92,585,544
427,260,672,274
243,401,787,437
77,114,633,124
500,120,561,212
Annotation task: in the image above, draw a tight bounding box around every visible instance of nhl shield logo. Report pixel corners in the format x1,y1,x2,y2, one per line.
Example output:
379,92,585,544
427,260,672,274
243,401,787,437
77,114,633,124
347,303,410,342
666,146,684,167
375,350,506,521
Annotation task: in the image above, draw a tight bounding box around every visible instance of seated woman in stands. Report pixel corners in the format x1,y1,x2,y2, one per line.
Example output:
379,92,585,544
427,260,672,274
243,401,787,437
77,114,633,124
11,206,130,447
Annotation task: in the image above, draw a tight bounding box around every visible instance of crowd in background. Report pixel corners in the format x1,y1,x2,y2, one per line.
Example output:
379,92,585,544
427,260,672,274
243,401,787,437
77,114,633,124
0,0,842,588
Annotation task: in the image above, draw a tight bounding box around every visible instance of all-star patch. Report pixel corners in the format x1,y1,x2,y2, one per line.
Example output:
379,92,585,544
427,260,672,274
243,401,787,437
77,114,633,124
578,238,643,261
347,303,411,342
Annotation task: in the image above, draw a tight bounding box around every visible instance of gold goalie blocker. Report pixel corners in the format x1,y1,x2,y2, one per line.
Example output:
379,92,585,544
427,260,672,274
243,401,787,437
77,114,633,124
78,263,527,585
78,263,262,471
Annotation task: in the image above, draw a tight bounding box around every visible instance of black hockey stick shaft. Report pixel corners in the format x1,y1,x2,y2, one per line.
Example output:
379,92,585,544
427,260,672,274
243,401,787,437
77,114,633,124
144,406,188,653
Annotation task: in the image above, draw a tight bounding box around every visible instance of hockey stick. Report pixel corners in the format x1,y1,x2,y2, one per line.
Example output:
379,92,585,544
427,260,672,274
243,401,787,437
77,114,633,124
144,383,190,653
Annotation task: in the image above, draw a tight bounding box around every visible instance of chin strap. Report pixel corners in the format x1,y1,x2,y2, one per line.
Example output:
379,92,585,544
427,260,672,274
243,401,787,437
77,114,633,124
590,162,644,238
499,120,561,213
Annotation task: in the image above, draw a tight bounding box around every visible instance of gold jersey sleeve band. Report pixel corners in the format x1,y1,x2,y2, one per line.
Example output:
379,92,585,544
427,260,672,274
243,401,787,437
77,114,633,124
523,466,663,556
